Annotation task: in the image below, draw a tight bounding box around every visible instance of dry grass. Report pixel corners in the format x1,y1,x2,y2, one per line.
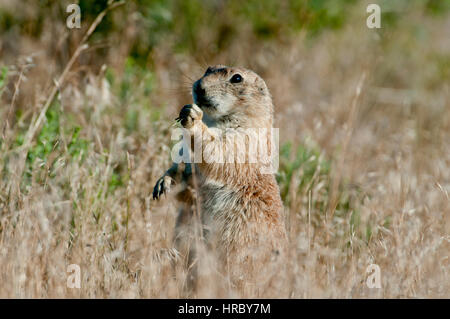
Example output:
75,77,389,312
0,0,449,298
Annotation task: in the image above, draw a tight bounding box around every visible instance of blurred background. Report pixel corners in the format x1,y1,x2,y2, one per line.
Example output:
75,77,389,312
0,0,449,298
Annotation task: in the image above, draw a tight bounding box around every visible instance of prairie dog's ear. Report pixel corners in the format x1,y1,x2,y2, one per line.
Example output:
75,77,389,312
254,76,268,94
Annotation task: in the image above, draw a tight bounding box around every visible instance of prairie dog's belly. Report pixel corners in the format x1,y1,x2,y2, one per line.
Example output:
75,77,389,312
199,178,247,242
201,179,241,217
200,177,287,291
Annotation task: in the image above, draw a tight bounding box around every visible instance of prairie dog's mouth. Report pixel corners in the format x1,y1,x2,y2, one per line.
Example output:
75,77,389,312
192,80,216,110
193,92,215,109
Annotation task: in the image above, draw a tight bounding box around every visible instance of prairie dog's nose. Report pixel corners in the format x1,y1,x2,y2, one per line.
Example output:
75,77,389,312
193,80,205,98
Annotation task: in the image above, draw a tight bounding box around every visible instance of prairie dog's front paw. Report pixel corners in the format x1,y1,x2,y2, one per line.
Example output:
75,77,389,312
152,175,174,200
176,104,203,128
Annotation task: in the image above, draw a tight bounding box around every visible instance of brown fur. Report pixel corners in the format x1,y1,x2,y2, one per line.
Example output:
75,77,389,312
153,66,288,297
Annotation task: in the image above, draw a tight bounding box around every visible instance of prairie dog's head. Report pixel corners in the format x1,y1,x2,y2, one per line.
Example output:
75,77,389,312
192,65,274,128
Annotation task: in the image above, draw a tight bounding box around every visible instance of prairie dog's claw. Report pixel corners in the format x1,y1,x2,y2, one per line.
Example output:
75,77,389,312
177,104,203,128
152,175,174,200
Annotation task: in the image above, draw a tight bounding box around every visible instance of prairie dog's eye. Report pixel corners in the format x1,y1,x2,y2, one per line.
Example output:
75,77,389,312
230,74,243,84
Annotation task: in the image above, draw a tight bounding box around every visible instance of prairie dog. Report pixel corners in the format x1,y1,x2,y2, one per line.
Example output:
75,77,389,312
153,65,288,297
